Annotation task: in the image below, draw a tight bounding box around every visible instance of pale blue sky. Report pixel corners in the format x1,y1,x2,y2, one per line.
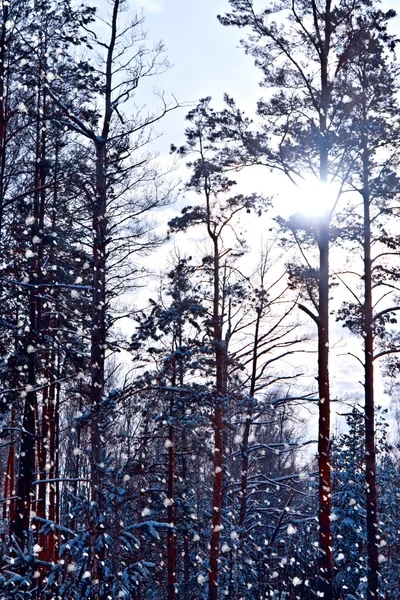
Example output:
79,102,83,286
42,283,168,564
130,0,399,155
130,0,260,153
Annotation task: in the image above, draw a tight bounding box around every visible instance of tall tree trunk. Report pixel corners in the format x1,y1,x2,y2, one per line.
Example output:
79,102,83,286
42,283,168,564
167,393,176,600
37,82,49,578
90,138,107,600
179,345,190,600
13,333,36,549
3,332,18,540
3,405,16,537
181,445,190,600
167,355,177,600
315,7,333,597
89,2,119,593
48,139,61,565
362,138,379,600
317,226,333,599
238,295,263,535
0,0,9,233
47,380,58,563
208,239,227,600
13,78,43,550
236,300,263,600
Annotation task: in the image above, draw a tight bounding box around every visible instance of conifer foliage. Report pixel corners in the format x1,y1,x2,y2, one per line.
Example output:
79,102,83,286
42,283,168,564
0,1,400,599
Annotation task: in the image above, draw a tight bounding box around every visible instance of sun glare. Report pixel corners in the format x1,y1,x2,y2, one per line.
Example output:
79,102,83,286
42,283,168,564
292,177,340,218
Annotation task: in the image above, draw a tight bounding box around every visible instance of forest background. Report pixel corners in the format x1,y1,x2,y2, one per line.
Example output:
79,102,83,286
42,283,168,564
1,1,400,600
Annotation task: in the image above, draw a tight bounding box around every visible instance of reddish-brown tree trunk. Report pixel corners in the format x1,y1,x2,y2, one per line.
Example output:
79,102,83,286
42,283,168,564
317,226,333,599
208,239,227,600
316,9,333,596
2,408,16,533
3,350,17,539
362,140,379,600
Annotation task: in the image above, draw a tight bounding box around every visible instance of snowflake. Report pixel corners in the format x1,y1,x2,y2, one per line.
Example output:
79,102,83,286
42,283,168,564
270,571,279,579
378,554,387,563
336,553,345,561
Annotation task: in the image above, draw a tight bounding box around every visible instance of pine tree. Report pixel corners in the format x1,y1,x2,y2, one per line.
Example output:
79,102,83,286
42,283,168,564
217,3,392,596
334,9,400,596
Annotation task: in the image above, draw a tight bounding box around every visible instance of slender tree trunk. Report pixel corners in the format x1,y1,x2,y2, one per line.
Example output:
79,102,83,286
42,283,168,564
13,78,43,550
13,336,36,549
238,298,263,537
315,9,333,596
209,405,223,600
362,138,379,599
90,138,107,600
48,140,60,566
179,350,190,600
3,333,18,540
181,446,190,600
208,239,227,600
88,2,120,593
238,415,251,533
317,226,333,599
47,380,57,562
167,383,176,600
0,0,8,233
236,354,258,599
37,84,49,578
3,405,16,536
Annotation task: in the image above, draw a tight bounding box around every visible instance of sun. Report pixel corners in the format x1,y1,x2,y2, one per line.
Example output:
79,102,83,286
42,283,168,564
292,176,340,218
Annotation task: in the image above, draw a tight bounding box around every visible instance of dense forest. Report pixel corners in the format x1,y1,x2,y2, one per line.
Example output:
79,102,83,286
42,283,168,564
1,0,400,599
